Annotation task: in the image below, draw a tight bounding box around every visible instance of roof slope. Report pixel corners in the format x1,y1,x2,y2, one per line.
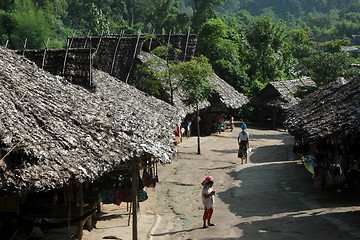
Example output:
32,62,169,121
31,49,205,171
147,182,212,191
249,77,317,109
137,51,248,112
0,46,180,193
284,77,360,143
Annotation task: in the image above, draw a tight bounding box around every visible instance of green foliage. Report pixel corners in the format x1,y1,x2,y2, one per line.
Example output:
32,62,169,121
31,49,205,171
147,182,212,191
174,55,214,106
198,18,249,93
189,0,224,32
11,0,54,49
318,39,351,52
300,51,355,86
246,17,289,85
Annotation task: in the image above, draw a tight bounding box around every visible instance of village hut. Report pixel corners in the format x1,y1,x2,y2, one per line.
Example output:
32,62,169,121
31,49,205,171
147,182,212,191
284,77,360,192
0,46,182,239
249,77,317,127
136,51,249,135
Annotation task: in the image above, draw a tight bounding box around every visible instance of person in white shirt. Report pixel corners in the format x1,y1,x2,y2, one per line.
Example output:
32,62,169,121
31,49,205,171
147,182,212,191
237,123,250,164
201,176,216,228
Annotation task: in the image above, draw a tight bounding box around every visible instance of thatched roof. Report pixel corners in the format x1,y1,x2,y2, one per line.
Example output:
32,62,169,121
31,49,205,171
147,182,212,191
136,51,248,113
207,74,248,110
0,46,181,194
249,77,317,109
284,77,360,143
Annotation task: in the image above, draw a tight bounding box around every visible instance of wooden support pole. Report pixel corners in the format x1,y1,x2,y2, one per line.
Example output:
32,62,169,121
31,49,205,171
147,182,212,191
125,31,141,83
148,29,155,51
131,163,139,240
110,30,124,75
41,38,49,69
183,28,190,61
67,182,72,240
22,39,27,57
84,30,91,48
77,182,84,240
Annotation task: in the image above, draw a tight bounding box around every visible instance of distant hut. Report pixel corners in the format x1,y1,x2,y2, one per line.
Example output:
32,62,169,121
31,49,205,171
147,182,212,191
284,77,360,191
0,46,181,239
136,51,248,135
249,77,317,128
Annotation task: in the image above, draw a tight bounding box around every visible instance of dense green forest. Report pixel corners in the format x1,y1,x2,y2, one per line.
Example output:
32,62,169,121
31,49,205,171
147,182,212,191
0,0,359,96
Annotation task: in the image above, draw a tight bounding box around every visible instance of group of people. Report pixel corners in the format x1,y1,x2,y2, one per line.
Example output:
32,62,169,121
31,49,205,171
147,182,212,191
201,122,251,229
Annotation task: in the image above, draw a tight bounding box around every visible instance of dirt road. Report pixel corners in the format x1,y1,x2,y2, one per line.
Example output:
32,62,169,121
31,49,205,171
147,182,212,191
83,126,360,240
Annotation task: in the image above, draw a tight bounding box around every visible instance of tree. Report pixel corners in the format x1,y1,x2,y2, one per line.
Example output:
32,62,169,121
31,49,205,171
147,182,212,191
174,55,214,154
11,0,54,49
198,18,250,94
300,51,355,86
189,0,224,32
137,44,182,105
246,16,288,94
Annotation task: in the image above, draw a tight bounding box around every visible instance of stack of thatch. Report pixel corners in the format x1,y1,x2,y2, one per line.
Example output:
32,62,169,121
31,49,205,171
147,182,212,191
0,46,181,194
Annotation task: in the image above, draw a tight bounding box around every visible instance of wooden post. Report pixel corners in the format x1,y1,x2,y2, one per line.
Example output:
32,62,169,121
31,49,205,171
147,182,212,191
67,182,72,240
77,182,84,240
183,28,190,61
110,30,124,75
131,163,139,240
196,103,201,155
22,39,27,57
41,38,49,69
125,31,141,83
148,29,155,51
83,30,91,48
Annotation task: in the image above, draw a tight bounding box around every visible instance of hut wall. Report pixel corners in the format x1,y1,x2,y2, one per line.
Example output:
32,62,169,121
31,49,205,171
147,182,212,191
70,36,146,84
21,49,93,89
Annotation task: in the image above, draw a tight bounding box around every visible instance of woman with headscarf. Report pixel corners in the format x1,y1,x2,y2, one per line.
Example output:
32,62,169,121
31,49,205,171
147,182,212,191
237,123,250,164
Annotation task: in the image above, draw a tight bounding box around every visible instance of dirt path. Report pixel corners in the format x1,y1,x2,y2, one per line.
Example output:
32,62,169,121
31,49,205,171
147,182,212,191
83,126,360,240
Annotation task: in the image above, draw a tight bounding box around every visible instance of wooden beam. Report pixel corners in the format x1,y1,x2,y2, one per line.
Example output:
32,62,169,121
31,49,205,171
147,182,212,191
77,182,84,240
131,163,139,240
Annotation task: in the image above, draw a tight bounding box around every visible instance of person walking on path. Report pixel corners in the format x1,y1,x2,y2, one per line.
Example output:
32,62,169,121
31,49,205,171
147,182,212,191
237,123,250,164
201,176,216,228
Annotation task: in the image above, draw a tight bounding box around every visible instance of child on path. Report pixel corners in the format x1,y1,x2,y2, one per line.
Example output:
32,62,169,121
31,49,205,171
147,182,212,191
201,176,216,228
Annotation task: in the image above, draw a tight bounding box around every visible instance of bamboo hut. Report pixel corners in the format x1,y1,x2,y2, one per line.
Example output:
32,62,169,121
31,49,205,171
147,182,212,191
0,46,182,239
284,77,360,192
249,77,317,128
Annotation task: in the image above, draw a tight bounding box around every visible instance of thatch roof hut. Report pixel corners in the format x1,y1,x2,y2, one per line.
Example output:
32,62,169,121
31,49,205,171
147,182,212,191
248,77,317,127
249,77,317,110
283,77,359,192
284,77,359,144
136,51,248,134
0,46,181,194
136,51,248,113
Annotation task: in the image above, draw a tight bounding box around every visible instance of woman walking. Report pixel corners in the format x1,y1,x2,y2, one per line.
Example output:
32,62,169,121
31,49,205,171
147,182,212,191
237,123,250,164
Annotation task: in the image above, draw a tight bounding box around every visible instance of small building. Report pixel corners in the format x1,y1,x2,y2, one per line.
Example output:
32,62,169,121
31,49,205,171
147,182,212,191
0,46,182,239
136,51,248,135
249,77,317,128
284,77,360,192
